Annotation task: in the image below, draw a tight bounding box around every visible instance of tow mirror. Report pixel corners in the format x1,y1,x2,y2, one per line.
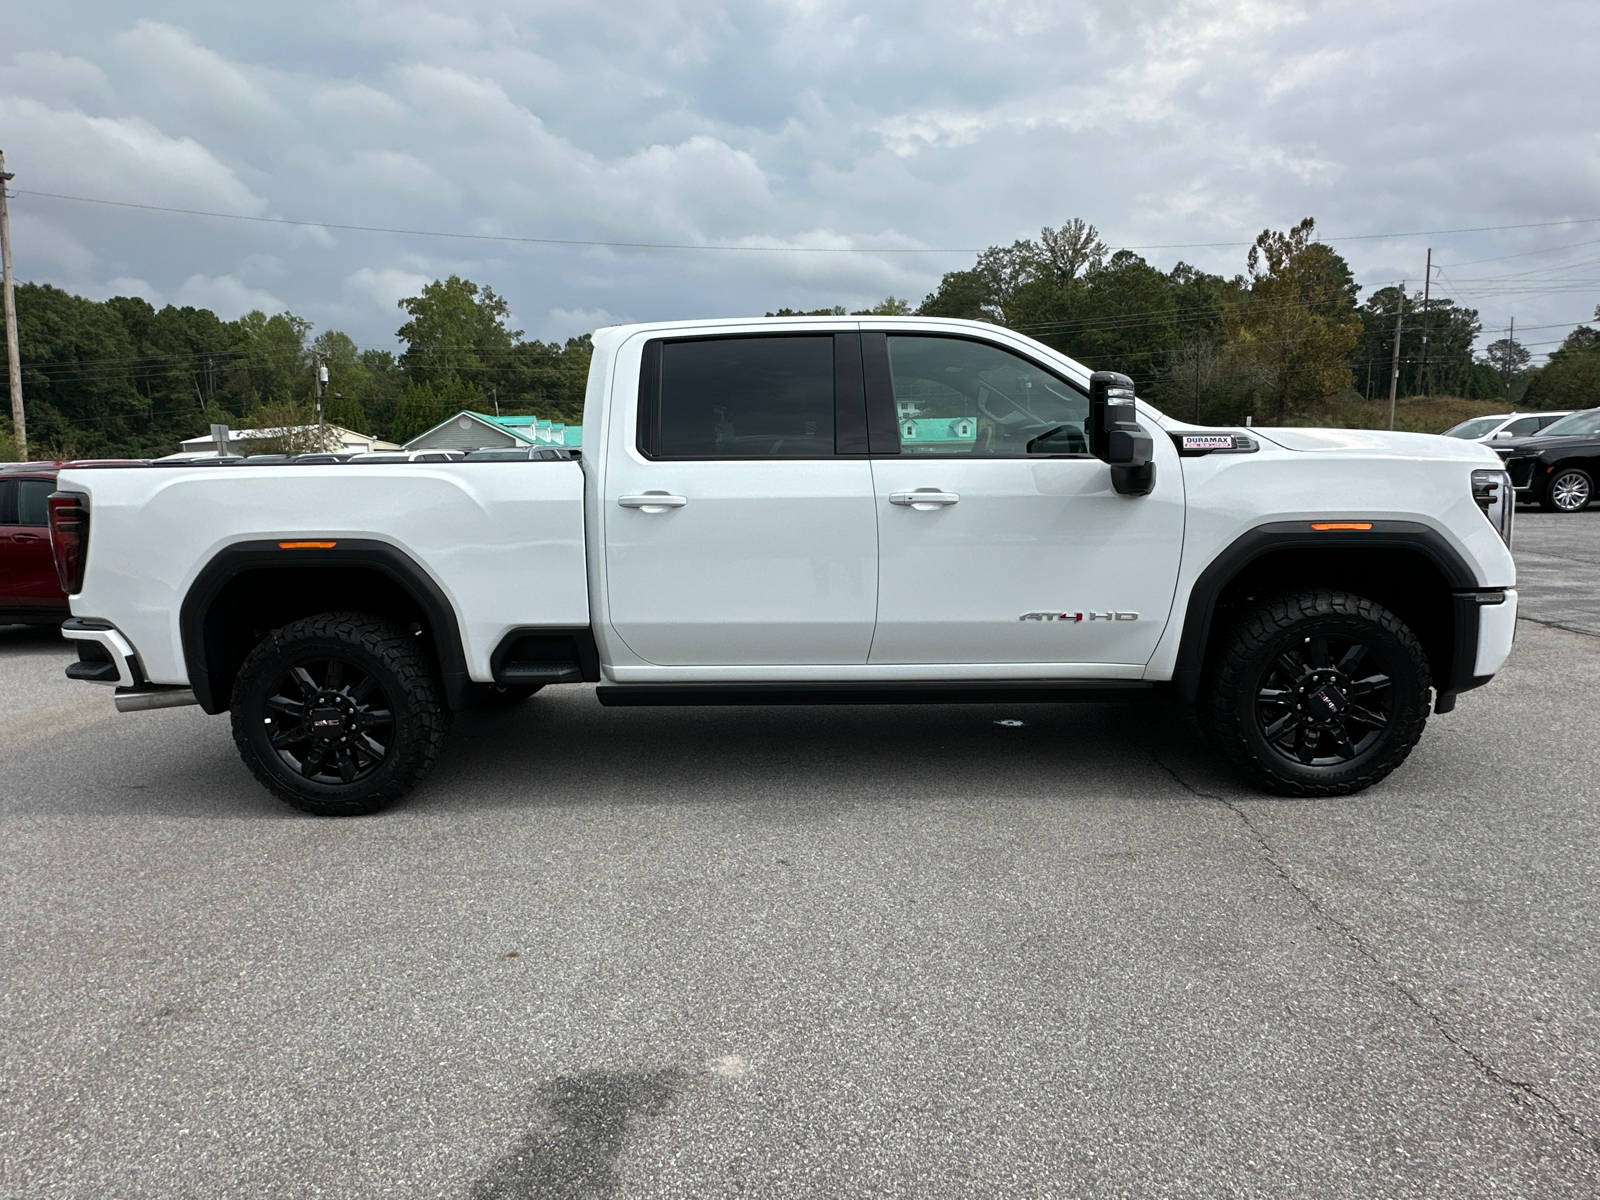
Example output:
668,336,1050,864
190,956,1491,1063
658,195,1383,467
1089,370,1155,496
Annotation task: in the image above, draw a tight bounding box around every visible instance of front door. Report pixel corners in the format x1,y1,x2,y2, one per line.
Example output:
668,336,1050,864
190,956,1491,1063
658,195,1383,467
602,330,879,667
864,332,1184,668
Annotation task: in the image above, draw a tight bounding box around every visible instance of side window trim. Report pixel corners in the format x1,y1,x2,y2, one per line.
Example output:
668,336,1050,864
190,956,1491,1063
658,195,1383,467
833,332,868,455
861,330,1089,459
0,480,16,526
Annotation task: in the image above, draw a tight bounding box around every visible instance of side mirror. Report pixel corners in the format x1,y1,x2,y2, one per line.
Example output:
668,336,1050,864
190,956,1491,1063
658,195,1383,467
1089,370,1155,496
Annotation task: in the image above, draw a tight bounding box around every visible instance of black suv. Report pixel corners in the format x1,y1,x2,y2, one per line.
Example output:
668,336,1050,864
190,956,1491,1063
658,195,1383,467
1494,407,1600,512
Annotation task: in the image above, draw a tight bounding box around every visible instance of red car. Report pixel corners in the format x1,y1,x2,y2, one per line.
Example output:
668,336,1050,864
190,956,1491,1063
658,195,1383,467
0,462,67,625
2,460,147,626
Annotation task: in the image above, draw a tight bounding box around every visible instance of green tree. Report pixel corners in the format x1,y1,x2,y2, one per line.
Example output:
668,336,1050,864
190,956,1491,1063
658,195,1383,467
1523,313,1600,409
396,276,518,394
1233,218,1361,423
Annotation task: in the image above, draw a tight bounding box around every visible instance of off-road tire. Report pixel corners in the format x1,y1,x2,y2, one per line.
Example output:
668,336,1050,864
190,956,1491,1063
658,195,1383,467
231,612,450,816
1538,467,1593,513
1200,590,1431,797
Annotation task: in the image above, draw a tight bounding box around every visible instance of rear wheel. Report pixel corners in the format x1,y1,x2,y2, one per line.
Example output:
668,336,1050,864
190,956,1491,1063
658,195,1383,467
230,612,449,815
1539,467,1593,512
1201,590,1431,797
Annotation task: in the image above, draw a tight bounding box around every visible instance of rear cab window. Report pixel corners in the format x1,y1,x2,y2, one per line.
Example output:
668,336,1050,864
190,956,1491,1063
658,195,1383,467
639,335,842,459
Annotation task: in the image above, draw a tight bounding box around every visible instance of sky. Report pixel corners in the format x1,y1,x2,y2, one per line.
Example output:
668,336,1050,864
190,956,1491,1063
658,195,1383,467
3,0,1598,360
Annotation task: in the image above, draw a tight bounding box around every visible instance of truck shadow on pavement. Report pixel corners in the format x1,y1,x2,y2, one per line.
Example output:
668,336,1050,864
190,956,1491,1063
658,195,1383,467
416,688,1229,817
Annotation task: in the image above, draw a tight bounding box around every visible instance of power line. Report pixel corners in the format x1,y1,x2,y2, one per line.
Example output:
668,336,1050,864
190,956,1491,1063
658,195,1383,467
17,187,1600,255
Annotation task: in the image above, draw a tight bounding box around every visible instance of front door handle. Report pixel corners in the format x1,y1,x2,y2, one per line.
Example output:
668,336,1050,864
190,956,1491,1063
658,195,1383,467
618,492,687,513
889,489,960,510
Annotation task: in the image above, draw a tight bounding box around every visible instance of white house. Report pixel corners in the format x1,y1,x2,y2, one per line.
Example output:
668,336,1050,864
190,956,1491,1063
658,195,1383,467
175,425,400,457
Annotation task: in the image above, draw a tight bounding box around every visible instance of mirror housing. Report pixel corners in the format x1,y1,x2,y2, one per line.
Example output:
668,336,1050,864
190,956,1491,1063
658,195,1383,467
1089,370,1156,496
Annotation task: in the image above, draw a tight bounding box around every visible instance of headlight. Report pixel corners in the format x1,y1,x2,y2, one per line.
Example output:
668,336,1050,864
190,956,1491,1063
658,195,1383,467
1472,469,1514,548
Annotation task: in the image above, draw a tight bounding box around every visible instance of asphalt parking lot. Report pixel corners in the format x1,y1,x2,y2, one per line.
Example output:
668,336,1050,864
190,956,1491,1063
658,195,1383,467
3,511,1600,1198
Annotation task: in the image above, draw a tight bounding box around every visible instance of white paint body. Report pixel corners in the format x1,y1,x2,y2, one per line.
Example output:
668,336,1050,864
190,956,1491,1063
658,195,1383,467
59,317,1517,694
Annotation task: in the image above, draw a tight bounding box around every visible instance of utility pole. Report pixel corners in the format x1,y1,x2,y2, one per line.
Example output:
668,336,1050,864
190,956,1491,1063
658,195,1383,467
1192,341,1201,424
1418,248,1431,396
1503,317,1514,402
0,150,23,460
313,353,328,450
492,387,499,417
1387,282,1405,431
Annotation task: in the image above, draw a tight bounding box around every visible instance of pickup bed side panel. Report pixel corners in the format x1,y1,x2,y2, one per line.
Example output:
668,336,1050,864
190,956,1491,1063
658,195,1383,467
59,462,588,689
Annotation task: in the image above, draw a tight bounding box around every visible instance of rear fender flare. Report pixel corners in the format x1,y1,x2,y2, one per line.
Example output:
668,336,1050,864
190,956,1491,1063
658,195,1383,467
179,539,471,713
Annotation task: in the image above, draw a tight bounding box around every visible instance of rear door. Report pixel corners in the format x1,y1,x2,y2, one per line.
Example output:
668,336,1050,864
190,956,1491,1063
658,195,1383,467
0,476,66,611
864,331,1184,669
601,330,879,666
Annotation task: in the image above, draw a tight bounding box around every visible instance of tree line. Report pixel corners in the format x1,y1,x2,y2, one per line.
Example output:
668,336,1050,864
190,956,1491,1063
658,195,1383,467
0,275,591,460
5,215,1599,459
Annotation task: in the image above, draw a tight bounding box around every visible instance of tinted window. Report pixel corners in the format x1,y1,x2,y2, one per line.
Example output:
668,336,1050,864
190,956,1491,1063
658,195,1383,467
654,336,834,458
1538,414,1568,429
1540,409,1600,437
1443,417,1503,439
16,480,52,526
0,481,14,525
1501,417,1540,437
885,336,1088,456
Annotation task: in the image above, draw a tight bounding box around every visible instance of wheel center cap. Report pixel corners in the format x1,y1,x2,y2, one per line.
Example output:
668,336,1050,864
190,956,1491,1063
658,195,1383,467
1307,684,1347,720
307,694,355,742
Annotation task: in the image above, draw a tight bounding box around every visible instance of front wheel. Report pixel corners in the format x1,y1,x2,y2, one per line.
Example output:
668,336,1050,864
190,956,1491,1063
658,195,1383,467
230,612,450,816
1200,590,1432,797
1539,467,1593,512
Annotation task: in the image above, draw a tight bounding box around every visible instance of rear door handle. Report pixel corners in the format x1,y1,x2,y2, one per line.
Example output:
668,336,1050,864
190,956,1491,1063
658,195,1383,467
12,533,44,543
889,490,960,510
618,492,687,512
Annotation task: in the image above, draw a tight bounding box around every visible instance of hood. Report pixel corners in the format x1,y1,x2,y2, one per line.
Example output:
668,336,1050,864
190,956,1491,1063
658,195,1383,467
1248,426,1500,462
1491,432,1598,456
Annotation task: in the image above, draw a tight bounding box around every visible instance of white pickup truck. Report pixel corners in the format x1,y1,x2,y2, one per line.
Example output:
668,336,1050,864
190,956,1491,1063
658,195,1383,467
49,317,1518,815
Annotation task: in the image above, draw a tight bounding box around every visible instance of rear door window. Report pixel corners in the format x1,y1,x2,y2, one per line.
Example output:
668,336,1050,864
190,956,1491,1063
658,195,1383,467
647,336,835,458
1501,417,1540,437
16,480,52,526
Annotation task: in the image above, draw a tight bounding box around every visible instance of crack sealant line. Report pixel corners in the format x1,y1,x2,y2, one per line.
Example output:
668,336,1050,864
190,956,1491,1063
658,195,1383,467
1154,754,1600,1158
1517,615,1600,639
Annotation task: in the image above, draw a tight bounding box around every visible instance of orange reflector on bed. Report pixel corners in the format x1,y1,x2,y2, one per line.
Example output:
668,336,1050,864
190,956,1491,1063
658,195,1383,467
1310,523,1372,531
278,541,338,549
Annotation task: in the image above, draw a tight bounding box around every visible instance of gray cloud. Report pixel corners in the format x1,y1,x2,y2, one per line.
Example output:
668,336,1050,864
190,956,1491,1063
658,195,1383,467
3,0,1596,355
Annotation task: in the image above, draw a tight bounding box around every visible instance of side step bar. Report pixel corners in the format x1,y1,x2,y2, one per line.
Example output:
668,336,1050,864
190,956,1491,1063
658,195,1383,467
595,681,1155,707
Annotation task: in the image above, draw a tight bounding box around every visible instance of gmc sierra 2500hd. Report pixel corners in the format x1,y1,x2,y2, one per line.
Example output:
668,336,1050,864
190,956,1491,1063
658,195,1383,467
50,317,1517,815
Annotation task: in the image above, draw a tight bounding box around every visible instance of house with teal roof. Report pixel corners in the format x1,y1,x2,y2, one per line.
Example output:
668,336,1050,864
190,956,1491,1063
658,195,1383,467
403,411,583,453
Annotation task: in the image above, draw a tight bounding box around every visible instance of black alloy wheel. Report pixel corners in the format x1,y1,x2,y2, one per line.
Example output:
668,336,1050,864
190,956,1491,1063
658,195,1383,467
1201,590,1431,797
231,612,450,815
1254,635,1392,767
1542,467,1593,513
262,657,394,784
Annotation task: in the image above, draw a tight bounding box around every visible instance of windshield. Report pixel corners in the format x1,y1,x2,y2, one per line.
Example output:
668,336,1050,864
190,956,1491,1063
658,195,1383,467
1538,409,1600,437
1443,416,1504,439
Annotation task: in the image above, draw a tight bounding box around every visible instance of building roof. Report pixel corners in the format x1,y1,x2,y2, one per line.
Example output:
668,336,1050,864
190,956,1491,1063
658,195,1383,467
405,410,582,450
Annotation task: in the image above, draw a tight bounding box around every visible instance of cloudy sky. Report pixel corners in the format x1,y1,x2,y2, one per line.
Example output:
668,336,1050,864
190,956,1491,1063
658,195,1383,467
4,0,1597,358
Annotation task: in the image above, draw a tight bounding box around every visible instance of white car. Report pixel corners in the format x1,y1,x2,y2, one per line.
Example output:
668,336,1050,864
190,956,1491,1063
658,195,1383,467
1443,411,1572,442
52,317,1517,811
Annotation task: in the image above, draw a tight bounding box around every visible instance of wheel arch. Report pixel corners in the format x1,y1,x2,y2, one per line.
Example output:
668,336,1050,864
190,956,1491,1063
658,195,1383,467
179,539,472,714
1172,521,1486,707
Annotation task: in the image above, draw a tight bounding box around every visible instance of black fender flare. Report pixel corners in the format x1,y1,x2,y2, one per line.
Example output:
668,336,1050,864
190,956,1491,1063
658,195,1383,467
179,538,472,713
1170,520,1484,705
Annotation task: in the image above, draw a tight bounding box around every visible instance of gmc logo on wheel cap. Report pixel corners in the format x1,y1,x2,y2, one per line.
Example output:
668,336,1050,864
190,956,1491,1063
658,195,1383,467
1019,611,1139,622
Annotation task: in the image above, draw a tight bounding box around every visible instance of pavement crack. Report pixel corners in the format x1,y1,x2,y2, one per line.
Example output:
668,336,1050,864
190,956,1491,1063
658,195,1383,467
1154,753,1600,1158
1517,615,1600,639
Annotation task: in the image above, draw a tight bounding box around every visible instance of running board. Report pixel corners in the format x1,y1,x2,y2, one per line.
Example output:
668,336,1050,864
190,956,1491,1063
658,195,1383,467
595,681,1155,707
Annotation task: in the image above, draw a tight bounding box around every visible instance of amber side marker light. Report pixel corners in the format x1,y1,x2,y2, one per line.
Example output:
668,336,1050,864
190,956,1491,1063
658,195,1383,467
279,541,338,549
1310,522,1373,531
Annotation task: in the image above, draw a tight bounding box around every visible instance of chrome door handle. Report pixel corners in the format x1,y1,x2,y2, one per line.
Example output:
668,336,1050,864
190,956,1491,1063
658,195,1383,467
618,492,687,512
889,490,960,510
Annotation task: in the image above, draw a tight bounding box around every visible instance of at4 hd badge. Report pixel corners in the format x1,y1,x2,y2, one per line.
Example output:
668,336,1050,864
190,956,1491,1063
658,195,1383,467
1019,611,1139,622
